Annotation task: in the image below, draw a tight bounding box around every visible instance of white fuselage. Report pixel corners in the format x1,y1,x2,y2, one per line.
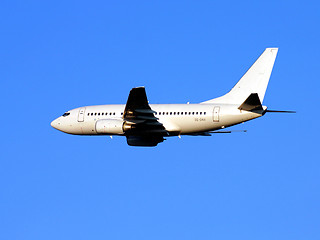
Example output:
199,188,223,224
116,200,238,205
50,48,279,145
51,103,263,136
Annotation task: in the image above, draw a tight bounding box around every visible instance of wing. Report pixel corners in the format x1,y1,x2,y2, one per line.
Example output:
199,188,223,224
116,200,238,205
123,87,168,146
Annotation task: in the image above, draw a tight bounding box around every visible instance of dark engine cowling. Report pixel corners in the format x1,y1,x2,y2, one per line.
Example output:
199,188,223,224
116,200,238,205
95,119,124,134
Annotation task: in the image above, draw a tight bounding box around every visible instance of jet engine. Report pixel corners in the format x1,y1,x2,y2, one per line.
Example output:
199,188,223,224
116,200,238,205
95,119,124,134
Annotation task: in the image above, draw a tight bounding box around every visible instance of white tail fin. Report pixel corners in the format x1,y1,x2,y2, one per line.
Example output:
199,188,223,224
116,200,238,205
202,48,278,104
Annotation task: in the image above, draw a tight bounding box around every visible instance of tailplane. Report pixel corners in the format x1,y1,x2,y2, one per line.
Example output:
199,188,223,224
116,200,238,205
238,93,263,111
238,93,295,114
202,48,278,105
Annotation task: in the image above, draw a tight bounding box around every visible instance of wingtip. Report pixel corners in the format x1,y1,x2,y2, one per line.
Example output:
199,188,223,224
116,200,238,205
130,86,145,91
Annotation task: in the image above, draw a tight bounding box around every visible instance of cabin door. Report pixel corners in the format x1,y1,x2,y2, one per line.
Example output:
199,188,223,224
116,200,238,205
78,107,86,122
213,107,220,122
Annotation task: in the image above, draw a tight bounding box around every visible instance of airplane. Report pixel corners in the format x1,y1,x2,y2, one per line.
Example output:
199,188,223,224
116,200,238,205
51,48,294,147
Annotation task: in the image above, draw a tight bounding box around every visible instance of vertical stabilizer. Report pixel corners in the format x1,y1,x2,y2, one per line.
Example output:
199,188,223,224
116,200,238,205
202,48,278,104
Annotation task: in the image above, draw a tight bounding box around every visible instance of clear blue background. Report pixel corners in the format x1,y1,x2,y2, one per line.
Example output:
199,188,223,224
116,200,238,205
1,1,319,239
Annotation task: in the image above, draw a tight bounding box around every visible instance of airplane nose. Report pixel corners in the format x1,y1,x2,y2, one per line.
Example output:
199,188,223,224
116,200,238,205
51,118,61,130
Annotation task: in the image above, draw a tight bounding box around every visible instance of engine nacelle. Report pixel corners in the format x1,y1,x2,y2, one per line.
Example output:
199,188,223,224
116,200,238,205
122,122,133,132
95,119,124,134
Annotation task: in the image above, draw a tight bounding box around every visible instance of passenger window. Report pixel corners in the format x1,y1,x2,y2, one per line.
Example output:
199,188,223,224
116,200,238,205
113,112,115,115
189,112,191,115
192,112,195,115
159,112,161,115
204,112,206,115
98,113,100,115
200,112,202,115
174,112,176,115
170,112,172,115
196,112,198,115
102,113,104,115
91,113,93,116
94,113,97,116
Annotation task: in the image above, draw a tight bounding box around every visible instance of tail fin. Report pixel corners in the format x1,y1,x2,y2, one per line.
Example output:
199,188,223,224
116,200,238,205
202,48,278,104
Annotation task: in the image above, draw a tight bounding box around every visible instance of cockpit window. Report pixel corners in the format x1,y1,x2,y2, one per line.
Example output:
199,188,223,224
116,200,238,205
62,112,70,117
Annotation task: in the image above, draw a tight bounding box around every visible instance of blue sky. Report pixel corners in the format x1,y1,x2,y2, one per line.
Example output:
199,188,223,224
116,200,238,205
1,1,319,239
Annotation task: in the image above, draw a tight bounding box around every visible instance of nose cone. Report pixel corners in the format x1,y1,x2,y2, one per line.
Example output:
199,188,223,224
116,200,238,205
51,118,61,130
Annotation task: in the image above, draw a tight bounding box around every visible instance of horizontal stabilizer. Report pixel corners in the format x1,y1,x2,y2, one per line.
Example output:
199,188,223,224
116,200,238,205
211,130,247,134
238,93,263,111
265,110,296,113
187,130,247,136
